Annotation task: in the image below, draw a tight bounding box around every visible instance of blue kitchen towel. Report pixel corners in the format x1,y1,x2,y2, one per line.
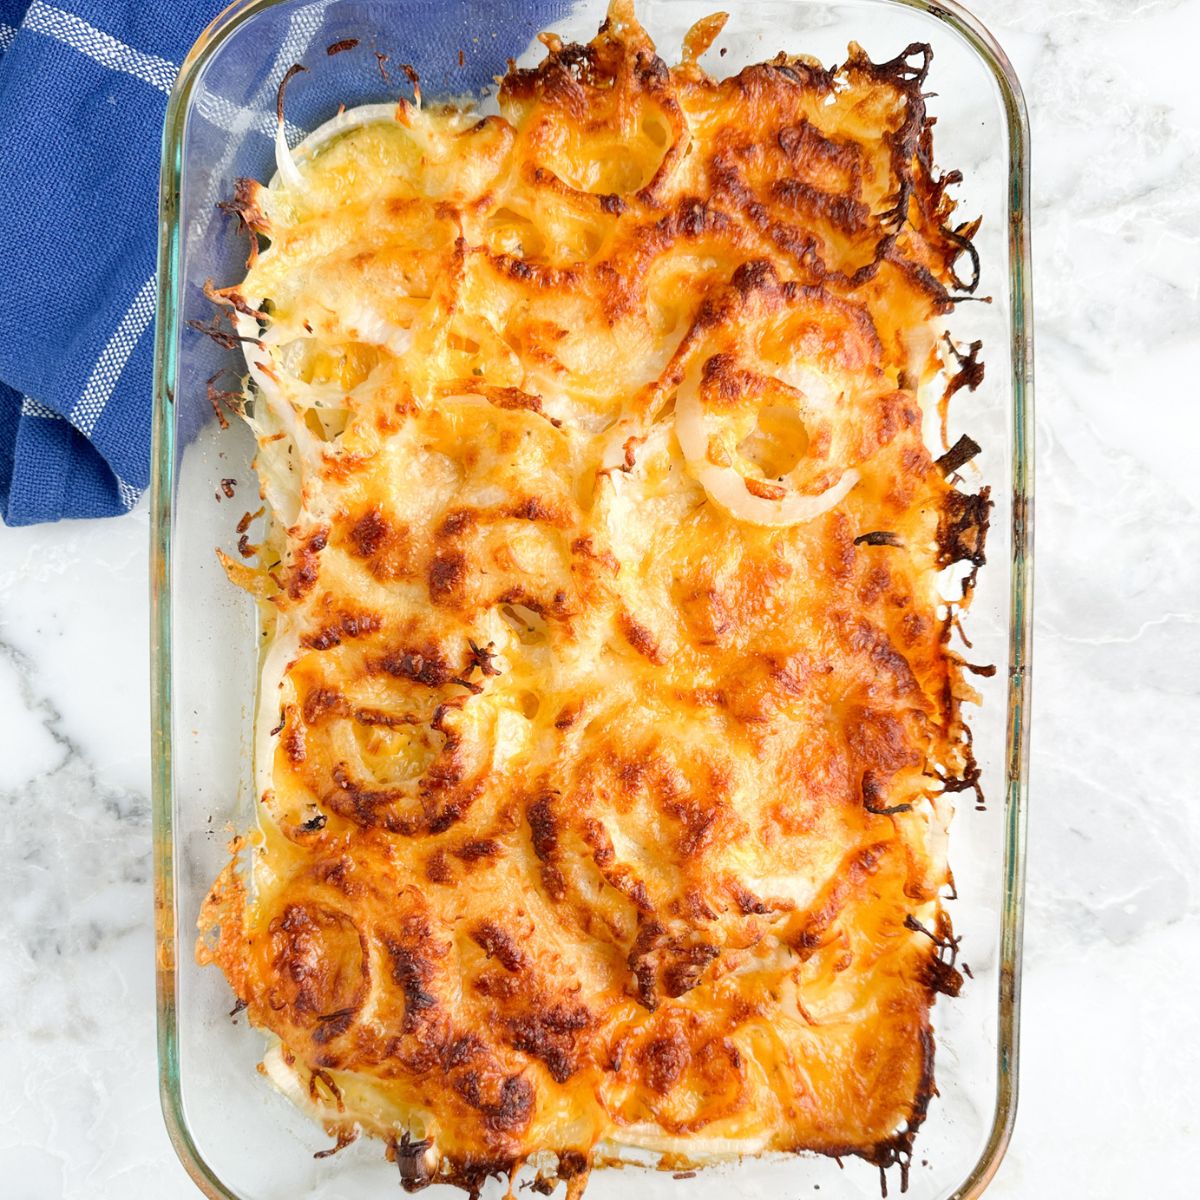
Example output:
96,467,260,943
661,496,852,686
0,0,227,524
0,0,569,526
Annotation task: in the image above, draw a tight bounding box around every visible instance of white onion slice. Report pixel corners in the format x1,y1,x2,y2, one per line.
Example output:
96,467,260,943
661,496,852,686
598,417,644,474
674,365,858,527
270,102,438,193
273,102,396,193
253,625,300,806
274,117,306,194
230,309,322,530
234,311,318,455
902,323,937,384
292,102,400,158
328,296,414,358
772,361,836,412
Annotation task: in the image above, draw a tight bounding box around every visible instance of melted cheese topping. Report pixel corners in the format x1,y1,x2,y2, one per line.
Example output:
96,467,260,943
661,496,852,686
198,4,988,1191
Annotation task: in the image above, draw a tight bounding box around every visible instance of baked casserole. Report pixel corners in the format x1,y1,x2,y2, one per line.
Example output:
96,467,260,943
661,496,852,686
197,2,990,1193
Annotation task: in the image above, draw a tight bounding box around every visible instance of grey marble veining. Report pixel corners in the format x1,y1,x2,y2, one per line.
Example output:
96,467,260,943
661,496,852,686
3,0,1200,1194
0,517,194,1196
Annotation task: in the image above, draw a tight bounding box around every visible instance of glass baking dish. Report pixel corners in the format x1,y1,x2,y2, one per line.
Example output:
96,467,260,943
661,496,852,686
150,0,1033,1196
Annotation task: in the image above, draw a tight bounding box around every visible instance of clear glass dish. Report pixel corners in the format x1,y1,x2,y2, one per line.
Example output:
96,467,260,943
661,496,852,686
150,1,1033,1196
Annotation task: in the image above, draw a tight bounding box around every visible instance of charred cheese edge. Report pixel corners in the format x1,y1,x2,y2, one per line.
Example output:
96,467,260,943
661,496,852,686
197,2,989,1193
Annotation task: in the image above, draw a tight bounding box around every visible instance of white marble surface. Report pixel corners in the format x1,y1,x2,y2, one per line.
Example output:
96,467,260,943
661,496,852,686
3,0,1200,1195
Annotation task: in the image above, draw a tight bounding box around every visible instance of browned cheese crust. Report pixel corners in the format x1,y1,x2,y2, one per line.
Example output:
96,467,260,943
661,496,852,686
198,2,989,1193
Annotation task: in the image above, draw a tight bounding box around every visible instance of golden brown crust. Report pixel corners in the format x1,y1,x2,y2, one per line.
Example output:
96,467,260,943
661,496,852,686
198,2,987,1193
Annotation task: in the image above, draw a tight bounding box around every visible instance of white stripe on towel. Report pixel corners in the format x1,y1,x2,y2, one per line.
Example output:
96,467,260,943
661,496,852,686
116,474,141,510
24,1,177,94
195,89,305,145
20,395,61,420
70,274,157,438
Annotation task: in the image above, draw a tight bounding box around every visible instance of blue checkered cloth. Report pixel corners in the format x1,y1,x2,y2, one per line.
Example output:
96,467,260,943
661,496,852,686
0,0,567,525
0,0,226,523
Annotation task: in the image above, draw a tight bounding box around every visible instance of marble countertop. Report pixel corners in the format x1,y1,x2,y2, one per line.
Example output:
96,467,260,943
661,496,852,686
3,0,1199,1195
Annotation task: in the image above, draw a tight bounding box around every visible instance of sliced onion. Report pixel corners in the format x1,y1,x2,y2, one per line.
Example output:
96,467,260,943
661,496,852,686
331,296,414,358
254,626,301,806
902,323,937,384
772,361,836,412
598,416,645,474
270,102,436,193
674,365,858,527
274,118,306,194
293,102,399,157
231,310,320,530
234,311,318,454
261,1040,345,1117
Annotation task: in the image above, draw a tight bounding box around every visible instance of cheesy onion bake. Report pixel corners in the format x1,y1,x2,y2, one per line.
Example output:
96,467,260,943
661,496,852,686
197,2,990,1193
